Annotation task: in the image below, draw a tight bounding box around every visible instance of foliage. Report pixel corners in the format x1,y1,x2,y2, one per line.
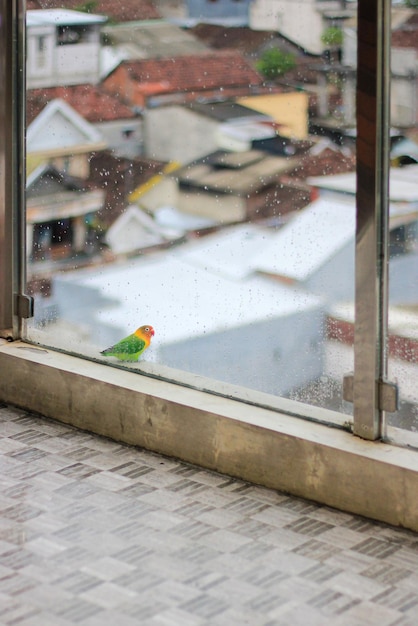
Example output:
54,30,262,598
256,48,297,80
75,1,98,13
321,26,344,48
405,0,418,7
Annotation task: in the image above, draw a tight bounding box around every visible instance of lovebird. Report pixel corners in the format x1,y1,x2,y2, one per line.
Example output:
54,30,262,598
100,325,155,362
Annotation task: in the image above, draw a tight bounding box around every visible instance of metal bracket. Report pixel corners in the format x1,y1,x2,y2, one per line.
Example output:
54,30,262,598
15,293,34,319
343,373,399,413
342,373,354,404
378,378,399,414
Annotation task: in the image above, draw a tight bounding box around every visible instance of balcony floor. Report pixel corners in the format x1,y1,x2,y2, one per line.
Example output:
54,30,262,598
0,404,417,626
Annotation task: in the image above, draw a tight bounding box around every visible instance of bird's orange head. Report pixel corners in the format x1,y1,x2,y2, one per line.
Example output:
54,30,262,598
135,325,155,341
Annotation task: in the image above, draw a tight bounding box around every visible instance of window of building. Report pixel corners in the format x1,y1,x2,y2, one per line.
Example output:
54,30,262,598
57,24,95,45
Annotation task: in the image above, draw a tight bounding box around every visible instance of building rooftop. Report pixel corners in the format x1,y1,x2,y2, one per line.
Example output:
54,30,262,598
186,101,270,123
27,86,135,126
176,150,296,195
102,20,209,59
253,195,356,282
110,50,264,94
190,23,279,57
54,249,322,348
26,0,161,22
27,8,107,26
308,168,418,203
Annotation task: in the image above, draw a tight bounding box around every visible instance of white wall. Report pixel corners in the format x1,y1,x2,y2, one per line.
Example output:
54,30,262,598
27,26,55,85
95,120,143,158
144,106,219,163
250,0,325,54
27,24,102,88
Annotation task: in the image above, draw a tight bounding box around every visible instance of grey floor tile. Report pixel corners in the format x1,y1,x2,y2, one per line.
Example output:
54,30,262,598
0,404,417,626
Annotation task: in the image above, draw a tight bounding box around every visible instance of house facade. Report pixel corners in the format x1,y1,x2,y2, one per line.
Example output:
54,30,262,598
26,99,107,268
250,0,356,55
27,9,107,88
27,165,105,263
144,101,272,163
137,149,298,223
27,85,142,158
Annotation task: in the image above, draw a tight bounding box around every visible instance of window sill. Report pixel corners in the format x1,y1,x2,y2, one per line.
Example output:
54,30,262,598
1,338,418,531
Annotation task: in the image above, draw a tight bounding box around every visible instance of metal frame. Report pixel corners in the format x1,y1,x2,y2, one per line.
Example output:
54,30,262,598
344,0,395,440
0,0,31,339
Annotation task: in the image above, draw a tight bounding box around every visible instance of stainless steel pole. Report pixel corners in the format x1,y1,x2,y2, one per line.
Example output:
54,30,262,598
0,0,32,338
351,0,392,439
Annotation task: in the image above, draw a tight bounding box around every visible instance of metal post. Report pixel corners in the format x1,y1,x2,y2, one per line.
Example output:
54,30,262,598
0,0,32,338
349,0,393,439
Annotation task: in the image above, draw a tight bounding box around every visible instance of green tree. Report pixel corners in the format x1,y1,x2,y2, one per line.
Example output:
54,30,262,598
321,27,343,65
75,1,98,13
321,26,343,48
256,48,296,81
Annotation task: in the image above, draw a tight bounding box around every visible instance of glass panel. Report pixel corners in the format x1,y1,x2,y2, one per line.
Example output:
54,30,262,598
388,176,418,432
24,2,356,419
387,9,418,435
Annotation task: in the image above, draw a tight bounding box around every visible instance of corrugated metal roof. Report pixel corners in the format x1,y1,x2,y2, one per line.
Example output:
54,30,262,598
179,153,296,194
187,101,269,123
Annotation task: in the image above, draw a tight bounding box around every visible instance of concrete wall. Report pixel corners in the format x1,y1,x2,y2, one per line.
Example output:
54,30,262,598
138,177,179,213
144,106,219,163
95,120,143,158
238,93,309,140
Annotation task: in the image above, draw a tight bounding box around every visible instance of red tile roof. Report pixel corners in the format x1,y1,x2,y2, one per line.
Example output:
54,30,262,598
392,13,418,49
27,85,135,125
26,0,161,22
116,50,264,94
285,146,356,180
87,152,168,225
189,24,321,85
190,24,279,56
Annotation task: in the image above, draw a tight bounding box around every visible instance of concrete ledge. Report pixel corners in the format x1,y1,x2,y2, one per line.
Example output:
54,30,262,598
1,340,418,530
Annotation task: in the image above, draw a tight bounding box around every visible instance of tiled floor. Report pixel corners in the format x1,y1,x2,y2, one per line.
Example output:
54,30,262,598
0,405,418,626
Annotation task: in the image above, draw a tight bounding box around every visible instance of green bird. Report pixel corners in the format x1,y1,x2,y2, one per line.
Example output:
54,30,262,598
100,325,155,362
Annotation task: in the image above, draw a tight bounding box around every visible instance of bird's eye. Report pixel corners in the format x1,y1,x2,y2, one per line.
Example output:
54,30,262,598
145,327,149,332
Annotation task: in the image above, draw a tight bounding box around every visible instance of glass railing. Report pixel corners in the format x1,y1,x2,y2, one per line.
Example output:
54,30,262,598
3,0,417,440
23,4,358,421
